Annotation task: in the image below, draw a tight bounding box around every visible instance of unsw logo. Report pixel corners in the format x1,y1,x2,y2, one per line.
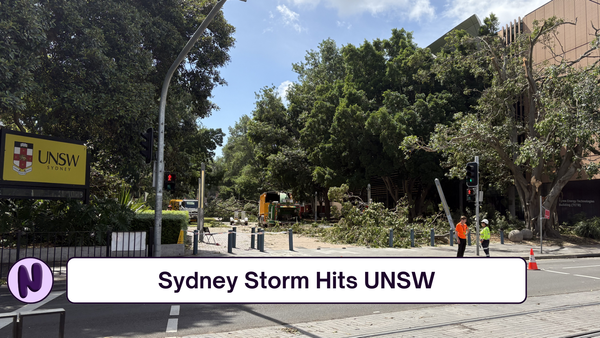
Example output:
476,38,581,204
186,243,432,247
12,141,33,176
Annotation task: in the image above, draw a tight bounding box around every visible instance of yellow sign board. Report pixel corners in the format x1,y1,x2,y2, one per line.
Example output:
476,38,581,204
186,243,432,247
2,131,88,186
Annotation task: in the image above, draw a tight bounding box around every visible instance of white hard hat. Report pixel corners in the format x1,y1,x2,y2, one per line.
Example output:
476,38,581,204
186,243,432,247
482,219,489,224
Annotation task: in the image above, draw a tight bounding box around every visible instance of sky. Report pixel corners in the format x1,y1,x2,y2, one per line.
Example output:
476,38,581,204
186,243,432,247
203,0,551,157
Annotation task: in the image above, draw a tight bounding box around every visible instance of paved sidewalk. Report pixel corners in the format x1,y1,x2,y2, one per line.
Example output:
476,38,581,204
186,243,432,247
191,231,600,260
181,231,600,338
183,289,600,338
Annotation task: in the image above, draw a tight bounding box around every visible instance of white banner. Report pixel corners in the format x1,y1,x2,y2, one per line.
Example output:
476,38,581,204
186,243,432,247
67,257,526,304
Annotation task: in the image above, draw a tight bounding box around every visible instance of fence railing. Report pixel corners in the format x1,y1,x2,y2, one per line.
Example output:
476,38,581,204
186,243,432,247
0,230,152,278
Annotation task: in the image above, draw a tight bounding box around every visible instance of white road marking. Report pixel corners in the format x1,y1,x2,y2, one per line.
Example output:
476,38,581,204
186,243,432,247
563,265,600,269
542,269,570,275
170,305,180,316
573,274,600,280
166,318,178,333
0,291,65,329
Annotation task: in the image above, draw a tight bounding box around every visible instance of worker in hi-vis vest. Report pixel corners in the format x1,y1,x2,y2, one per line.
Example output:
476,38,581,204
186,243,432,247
455,215,468,257
480,219,491,257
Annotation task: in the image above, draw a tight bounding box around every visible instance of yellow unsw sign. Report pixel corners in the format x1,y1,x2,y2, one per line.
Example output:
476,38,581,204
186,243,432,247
2,131,87,186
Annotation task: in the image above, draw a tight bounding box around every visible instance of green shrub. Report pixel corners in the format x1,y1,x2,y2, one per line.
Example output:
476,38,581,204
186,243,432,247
493,210,524,231
133,211,188,244
573,217,600,240
323,198,447,248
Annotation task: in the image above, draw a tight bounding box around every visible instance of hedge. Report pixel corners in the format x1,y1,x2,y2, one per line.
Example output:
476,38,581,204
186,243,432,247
132,211,188,244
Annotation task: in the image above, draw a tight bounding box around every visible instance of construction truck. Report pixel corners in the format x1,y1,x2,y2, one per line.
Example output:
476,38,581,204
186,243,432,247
258,191,299,226
169,199,198,223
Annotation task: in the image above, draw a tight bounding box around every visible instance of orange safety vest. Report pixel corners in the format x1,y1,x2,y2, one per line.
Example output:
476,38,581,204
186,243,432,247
455,222,468,239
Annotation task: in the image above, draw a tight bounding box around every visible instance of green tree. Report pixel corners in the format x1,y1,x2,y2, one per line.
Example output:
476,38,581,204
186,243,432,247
0,0,233,193
404,16,600,236
218,115,263,201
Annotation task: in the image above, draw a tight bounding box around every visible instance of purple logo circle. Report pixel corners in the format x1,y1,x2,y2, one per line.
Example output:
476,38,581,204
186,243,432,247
7,258,54,304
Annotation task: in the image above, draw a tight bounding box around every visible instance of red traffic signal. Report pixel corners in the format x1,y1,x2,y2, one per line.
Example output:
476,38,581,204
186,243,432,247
466,188,476,202
165,172,176,191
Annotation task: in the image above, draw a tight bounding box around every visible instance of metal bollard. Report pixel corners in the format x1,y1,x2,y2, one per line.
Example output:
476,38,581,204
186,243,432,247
193,230,198,255
289,229,293,251
467,230,471,246
450,229,454,247
410,229,415,247
227,230,233,254
258,228,264,252
500,229,504,244
389,229,394,248
251,227,256,249
232,226,237,248
430,228,435,247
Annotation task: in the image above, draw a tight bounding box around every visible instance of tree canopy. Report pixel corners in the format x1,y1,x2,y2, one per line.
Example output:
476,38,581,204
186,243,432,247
0,0,233,197
403,17,600,236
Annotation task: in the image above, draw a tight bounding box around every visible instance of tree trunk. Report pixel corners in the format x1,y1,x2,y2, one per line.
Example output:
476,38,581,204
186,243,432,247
415,183,431,217
382,176,399,207
323,189,331,220
403,179,415,222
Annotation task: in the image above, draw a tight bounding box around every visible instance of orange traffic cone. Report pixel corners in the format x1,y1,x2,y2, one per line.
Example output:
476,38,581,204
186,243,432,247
528,248,539,270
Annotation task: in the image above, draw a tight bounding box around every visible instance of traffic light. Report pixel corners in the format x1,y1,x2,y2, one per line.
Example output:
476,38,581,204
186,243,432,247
466,188,476,202
465,162,478,187
165,172,176,191
140,128,154,164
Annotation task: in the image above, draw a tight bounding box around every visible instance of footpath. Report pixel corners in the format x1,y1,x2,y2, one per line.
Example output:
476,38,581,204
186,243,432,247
182,230,600,338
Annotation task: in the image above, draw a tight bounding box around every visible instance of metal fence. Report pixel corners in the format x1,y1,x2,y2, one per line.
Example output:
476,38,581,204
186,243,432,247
0,230,152,277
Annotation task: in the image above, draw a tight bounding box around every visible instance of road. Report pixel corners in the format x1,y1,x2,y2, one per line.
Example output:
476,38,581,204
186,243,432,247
1,257,599,338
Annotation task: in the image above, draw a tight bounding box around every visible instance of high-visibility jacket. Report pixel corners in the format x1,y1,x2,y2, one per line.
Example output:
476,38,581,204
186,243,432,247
480,227,490,240
455,222,468,239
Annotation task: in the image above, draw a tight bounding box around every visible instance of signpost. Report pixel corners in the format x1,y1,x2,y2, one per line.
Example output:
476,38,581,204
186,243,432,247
0,129,90,202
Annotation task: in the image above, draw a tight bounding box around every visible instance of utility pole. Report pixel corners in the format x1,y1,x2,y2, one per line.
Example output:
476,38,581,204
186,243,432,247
154,0,246,257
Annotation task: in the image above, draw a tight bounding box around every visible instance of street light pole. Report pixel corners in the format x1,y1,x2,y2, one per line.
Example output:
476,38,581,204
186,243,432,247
154,0,243,257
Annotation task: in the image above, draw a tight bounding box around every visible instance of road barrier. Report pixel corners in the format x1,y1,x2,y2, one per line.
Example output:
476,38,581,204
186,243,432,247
0,230,150,278
0,308,66,338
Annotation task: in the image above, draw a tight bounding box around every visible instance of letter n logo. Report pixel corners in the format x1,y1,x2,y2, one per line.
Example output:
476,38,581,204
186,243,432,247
8,258,53,303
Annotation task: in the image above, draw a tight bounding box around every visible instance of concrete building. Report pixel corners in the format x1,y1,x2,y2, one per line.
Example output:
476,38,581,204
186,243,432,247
502,0,600,223
365,0,600,223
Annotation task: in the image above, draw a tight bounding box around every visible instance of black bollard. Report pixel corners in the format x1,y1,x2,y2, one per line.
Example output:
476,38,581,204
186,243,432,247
193,230,198,255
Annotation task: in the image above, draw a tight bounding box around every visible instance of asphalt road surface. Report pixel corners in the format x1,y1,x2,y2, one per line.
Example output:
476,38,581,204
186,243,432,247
1,257,599,338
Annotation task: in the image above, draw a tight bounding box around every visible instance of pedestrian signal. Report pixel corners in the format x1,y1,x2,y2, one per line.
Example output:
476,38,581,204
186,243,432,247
165,172,176,191
466,188,476,202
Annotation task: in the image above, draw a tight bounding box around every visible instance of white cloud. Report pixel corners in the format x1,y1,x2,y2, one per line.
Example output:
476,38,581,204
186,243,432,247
277,81,293,105
277,5,305,32
286,0,436,20
287,0,320,9
444,0,550,26
337,20,352,29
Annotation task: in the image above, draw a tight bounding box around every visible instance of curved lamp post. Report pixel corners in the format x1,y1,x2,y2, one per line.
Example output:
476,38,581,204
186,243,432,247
154,0,246,257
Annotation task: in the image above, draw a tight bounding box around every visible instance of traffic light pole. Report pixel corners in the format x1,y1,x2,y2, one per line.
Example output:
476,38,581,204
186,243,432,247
154,0,231,257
